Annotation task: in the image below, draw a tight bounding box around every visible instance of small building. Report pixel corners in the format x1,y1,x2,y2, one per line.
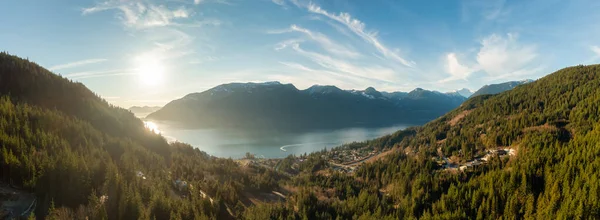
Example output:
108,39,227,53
136,171,146,180
173,180,189,192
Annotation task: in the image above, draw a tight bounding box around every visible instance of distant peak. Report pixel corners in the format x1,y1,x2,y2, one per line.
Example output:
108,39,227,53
259,81,281,85
450,88,473,98
306,85,342,94
454,88,472,93
520,79,534,83
365,87,377,92
221,81,282,86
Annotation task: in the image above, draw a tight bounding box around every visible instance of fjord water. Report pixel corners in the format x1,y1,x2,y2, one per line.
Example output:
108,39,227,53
146,121,409,158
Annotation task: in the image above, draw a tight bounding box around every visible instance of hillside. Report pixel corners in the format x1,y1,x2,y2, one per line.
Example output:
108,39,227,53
471,79,534,97
3,52,599,219
245,64,600,219
128,106,161,118
147,83,466,130
0,53,283,219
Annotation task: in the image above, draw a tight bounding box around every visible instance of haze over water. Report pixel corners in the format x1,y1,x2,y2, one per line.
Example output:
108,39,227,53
145,121,409,158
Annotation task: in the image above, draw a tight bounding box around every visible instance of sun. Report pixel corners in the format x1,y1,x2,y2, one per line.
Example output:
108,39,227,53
135,53,165,86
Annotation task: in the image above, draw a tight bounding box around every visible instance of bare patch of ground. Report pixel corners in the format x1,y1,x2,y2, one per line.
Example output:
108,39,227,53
523,124,559,132
315,169,332,177
448,110,473,126
364,148,398,164
243,191,285,206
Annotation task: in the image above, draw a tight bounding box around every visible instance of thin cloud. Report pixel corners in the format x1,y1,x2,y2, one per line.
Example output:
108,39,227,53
276,61,369,89
272,0,285,6
82,1,219,30
64,69,136,79
49,59,107,71
271,25,360,58
275,38,304,50
285,43,397,83
305,2,416,67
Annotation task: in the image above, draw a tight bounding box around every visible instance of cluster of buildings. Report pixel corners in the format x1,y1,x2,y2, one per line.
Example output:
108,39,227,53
324,148,378,165
437,148,516,172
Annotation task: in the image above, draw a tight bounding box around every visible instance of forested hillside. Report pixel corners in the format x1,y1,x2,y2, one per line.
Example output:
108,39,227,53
2,52,599,219
0,53,283,219
246,64,600,219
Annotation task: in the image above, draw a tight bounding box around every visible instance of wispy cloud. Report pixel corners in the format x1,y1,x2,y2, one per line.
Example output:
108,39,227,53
305,2,415,67
64,68,136,79
270,25,360,58
461,0,511,22
274,38,304,50
82,1,220,30
266,0,426,92
281,42,398,83
49,59,107,71
193,0,234,5
81,1,218,80
275,61,366,89
272,0,285,6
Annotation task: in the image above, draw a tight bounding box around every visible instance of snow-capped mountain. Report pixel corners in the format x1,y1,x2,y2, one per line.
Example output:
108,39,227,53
147,82,468,130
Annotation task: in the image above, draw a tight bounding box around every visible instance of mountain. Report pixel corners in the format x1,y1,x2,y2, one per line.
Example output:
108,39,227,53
471,79,534,97
128,105,161,118
398,88,467,118
147,83,467,130
380,91,408,100
0,53,283,219
448,88,473,98
246,64,600,219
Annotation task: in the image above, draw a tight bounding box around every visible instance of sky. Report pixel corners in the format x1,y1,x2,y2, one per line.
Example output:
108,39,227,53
2,0,600,108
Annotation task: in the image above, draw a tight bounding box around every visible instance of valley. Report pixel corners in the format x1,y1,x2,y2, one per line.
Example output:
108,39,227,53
3,0,600,219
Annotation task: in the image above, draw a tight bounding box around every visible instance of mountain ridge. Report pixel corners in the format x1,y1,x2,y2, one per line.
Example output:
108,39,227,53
470,79,534,97
147,82,468,130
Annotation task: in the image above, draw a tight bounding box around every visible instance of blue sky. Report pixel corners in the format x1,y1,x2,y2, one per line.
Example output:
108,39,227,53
2,0,600,107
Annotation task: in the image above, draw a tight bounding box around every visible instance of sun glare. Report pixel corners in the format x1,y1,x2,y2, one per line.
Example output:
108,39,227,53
135,53,165,86
143,121,161,134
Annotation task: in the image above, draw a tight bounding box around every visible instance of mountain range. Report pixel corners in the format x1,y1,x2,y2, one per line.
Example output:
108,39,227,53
146,82,467,130
147,80,533,130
